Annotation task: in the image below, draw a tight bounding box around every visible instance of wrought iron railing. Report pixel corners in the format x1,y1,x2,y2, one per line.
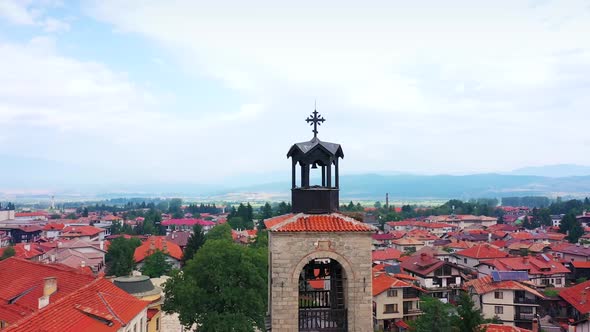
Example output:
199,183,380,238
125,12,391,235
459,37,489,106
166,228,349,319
299,290,331,308
299,308,348,331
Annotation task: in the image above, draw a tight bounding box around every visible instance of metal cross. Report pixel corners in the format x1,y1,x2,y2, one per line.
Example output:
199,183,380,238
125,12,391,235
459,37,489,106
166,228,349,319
305,110,325,138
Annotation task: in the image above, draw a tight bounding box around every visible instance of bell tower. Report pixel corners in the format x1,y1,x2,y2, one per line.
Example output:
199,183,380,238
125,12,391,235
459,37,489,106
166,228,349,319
287,109,344,214
265,108,374,332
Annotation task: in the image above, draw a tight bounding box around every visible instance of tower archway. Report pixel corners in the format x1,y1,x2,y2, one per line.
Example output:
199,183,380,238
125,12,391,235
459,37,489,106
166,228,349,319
298,257,348,331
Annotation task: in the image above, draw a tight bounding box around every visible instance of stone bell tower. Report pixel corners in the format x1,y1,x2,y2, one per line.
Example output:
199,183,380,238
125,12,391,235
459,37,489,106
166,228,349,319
265,109,374,332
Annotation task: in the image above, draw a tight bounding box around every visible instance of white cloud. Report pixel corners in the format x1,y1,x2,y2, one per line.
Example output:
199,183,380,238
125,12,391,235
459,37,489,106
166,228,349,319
84,0,590,175
0,0,69,32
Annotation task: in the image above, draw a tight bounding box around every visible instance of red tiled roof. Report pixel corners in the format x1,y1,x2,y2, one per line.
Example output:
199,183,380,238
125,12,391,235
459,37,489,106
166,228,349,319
62,226,104,237
5,278,148,332
400,253,445,276
0,258,96,325
42,223,65,231
510,232,534,240
478,256,570,275
479,324,531,332
268,213,374,232
147,308,159,320
372,248,402,261
0,243,44,260
456,244,508,259
464,275,544,298
559,280,590,314
572,261,590,268
15,212,47,218
373,274,415,296
263,214,296,229
395,320,410,329
161,219,215,226
134,236,183,262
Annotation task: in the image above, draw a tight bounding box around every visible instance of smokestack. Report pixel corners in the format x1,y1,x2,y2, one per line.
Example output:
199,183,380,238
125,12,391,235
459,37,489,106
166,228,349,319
24,244,31,252
43,277,57,297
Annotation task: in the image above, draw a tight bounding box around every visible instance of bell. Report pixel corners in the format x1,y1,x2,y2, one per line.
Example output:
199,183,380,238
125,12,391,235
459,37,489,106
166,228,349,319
311,163,318,169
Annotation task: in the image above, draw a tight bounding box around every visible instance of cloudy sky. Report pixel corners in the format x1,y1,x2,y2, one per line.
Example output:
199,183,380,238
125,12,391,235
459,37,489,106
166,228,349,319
1,0,589,189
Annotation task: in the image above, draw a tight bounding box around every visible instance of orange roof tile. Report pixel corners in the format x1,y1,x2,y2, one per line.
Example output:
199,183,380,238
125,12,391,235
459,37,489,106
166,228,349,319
134,236,183,262
479,324,531,332
373,274,418,296
0,258,96,325
464,275,544,298
372,248,402,261
572,261,590,268
61,226,104,237
5,278,147,332
510,232,534,240
559,280,590,314
268,213,375,232
456,244,508,259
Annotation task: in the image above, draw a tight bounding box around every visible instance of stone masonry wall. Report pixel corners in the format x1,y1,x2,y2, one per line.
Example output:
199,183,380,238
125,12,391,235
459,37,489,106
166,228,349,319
269,231,373,331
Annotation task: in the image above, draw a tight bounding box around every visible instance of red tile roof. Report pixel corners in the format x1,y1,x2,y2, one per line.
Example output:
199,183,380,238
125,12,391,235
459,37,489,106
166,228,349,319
42,223,65,231
510,232,534,240
559,280,590,314
400,253,445,276
161,218,215,226
0,243,44,260
0,258,96,325
62,226,104,237
5,278,148,332
372,273,421,296
263,214,296,228
478,256,569,275
479,324,531,332
147,308,159,320
372,248,403,261
267,213,375,232
134,236,183,262
15,212,47,218
464,275,544,298
572,261,590,268
456,244,508,259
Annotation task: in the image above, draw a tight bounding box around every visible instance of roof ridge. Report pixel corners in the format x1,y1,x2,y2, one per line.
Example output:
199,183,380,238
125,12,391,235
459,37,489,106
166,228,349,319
270,213,304,230
97,291,125,325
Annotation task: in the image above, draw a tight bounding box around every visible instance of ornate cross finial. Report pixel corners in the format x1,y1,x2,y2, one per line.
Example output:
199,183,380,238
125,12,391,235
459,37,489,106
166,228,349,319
305,109,325,138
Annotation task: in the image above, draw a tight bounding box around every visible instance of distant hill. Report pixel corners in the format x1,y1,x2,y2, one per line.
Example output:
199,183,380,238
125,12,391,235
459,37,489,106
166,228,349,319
227,173,590,200
509,164,590,177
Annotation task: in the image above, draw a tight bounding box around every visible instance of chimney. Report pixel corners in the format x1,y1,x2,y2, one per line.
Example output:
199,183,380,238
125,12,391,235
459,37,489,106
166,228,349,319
532,316,539,332
43,277,57,297
420,253,427,261
80,260,86,268
488,233,492,243
24,243,31,252
38,295,49,309
522,256,529,264
581,289,588,305
149,238,156,251
50,254,56,262
163,239,168,252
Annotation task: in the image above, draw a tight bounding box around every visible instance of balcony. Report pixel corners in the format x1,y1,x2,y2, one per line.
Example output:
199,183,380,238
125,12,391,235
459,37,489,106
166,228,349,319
299,308,347,332
514,312,535,321
403,290,421,299
403,308,422,315
514,297,538,305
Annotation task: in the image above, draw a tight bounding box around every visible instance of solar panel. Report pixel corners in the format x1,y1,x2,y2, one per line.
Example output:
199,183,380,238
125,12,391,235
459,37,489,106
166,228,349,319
384,263,401,274
491,271,529,282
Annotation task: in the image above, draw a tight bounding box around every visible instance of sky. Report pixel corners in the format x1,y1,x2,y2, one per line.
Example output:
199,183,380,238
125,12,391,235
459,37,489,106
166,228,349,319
1,0,589,190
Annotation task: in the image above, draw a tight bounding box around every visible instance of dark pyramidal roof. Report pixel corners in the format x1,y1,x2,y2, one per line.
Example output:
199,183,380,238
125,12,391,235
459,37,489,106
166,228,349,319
287,136,344,158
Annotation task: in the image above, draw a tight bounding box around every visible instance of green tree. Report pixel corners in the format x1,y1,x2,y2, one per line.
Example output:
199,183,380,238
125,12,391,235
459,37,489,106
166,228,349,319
452,291,485,332
261,202,273,220
0,246,16,260
206,223,233,242
82,207,89,217
560,213,584,243
141,250,173,278
105,237,141,276
163,236,267,331
409,296,453,332
182,224,205,264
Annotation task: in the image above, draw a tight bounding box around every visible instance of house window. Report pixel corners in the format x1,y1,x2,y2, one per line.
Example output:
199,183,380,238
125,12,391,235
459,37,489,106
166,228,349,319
495,306,503,314
384,304,399,313
156,318,160,331
387,289,398,297
556,278,562,285
464,258,467,264
494,291,503,299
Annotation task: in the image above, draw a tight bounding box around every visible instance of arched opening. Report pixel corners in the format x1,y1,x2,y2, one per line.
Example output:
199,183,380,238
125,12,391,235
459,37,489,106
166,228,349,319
298,258,347,331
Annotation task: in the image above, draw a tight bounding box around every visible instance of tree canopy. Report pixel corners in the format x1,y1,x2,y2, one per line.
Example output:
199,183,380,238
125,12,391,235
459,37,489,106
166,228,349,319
163,233,267,331
206,223,233,242
451,291,486,332
409,296,453,332
0,246,15,261
105,237,141,276
141,250,173,278
559,213,584,243
182,224,206,264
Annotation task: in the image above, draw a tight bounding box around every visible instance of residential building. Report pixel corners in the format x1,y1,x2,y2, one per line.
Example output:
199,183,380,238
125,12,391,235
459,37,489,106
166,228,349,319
550,243,590,262
134,236,183,270
5,225,42,243
426,215,498,229
14,212,48,222
114,275,163,332
41,223,65,239
465,274,545,329
454,244,509,269
400,252,463,301
372,273,424,331
558,279,590,331
372,248,403,265
0,243,44,261
161,218,215,233
392,238,425,253
60,225,106,241
476,256,569,287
